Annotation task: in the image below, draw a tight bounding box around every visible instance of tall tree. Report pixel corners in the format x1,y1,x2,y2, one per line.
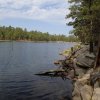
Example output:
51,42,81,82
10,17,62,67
0,26,78,42
66,0,100,53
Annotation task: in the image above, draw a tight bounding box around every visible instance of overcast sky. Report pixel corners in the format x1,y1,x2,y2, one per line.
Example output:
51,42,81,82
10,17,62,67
0,0,72,35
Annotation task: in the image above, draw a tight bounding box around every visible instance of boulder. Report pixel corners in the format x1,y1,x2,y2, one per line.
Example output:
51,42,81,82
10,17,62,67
67,70,75,79
92,88,100,100
90,72,100,87
75,68,86,78
80,85,93,100
78,74,90,85
85,53,96,60
73,74,91,100
86,68,94,74
74,45,95,68
72,82,82,100
94,81,100,88
76,53,95,68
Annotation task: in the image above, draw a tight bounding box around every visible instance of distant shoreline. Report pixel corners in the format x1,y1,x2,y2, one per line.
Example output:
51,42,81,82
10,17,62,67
0,40,77,43
0,40,12,42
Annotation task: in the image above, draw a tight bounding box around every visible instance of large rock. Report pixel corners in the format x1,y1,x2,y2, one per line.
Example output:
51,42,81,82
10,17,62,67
76,52,95,68
72,82,82,100
73,84,93,100
94,81,100,88
74,45,95,68
90,72,100,87
78,74,90,84
80,85,93,100
85,53,96,60
73,58,86,78
67,70,75,79
73,74,91,100
92,88,100,100
86,68,94,74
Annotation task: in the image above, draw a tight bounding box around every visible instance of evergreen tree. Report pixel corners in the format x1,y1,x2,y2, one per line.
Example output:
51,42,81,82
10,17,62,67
66,0,100,52
0,26,78,42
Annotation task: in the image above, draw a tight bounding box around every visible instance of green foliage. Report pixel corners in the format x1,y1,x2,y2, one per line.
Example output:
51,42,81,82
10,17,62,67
0,26,78,42
66,0,100,43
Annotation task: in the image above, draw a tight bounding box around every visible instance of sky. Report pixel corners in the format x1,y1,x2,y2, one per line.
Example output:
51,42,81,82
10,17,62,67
0,0,72,35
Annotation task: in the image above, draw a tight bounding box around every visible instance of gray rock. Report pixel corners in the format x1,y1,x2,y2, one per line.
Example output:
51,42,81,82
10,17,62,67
76,68,86,78
68,70,75,79
74,45,95,68
72,82,82,100
94,81,100,88
76,53,95,68
73,74,91,100
92,88,100,100
80,85,93,100
85,53,96,60
86,68,93,74
90,72,100,87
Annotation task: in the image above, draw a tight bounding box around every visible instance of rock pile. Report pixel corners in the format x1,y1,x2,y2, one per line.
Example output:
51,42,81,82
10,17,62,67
56,44,100,100
36,44,100,100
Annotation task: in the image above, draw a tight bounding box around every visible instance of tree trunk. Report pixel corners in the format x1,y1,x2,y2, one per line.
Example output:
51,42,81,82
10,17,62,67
89,0,94,53
94,34,100,68
89,41,94,53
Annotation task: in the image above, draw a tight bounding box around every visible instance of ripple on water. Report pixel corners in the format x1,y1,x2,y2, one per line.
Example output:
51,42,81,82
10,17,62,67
0,42,75,100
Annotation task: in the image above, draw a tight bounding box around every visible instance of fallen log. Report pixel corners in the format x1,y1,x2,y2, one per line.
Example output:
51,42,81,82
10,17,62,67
35,69,75,80
35,69,65,76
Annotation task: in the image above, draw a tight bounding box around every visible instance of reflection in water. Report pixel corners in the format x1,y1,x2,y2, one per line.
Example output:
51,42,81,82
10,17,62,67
0,42,74,100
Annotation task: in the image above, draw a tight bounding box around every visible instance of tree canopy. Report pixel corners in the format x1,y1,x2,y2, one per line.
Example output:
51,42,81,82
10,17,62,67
0,26,78,42
66,0,100,44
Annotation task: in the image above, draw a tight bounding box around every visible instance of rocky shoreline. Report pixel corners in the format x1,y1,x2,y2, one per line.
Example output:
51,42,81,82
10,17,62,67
35,44,100,100
56,44,100,100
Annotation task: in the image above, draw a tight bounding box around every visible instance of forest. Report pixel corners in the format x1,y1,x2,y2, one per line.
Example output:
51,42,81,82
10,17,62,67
0,26,78,42
66,0,100,52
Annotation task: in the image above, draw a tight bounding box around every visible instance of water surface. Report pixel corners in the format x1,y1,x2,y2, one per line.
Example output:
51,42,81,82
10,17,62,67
0,42,74,100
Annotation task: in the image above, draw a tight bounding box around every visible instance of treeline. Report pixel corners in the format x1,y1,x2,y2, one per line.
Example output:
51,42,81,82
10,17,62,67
66,0,100,50
0,26,78,42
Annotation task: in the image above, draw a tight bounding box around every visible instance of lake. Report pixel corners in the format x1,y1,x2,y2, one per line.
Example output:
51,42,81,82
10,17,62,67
0,42,75,100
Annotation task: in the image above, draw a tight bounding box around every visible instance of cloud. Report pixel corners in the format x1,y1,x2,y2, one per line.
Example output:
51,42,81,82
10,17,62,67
0,0,70,24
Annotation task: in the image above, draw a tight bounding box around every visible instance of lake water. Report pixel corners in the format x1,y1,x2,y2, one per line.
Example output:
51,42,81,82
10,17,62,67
0,42,75,100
